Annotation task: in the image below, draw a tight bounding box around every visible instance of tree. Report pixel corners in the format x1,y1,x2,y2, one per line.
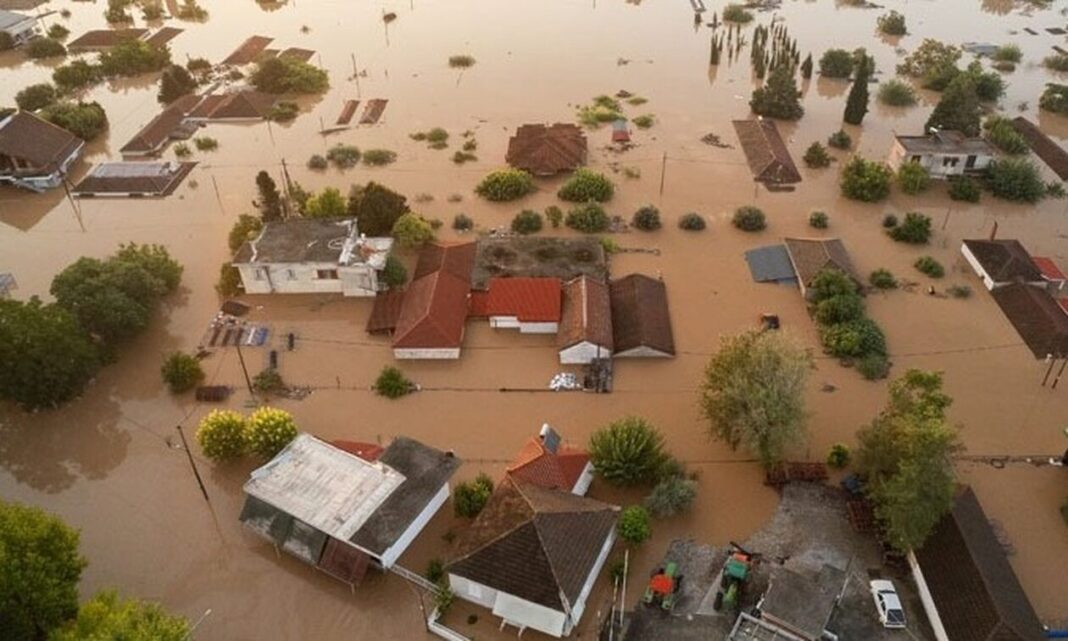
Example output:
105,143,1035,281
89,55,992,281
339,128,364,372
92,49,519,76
749,65,803,120
98,40,171,77
15,83,57,112
304,187,347,218
25,37,66,59
925,74,981,137
157,64,196,105
228,214,263,252
896,39,961,90
245,407,298,458
382,254,407,288
631,205,661,231
877,10,907,35
888,212,932,243
49,591,189,641
160,352,203,393
819,317,887,358
617,506,652,546
511,210,543,234
1040,83,1068,114
453,474,494,518
391,213,435,249
52,61,102,92
803,142,830,168
877,79,917,107
564,203,609,233
800,53,813,79
699,330,811,468
987,158,1045,203
984,116,1029,155
374,366,414,399
588,417,669,486
819,49,854,78
643,476,697,517
0,501,86,640
856,370,961,551
40,102,108,141
114,243,182,292
348,182,410,236
0,299,100,411
475,169,535,201
839,156,892,202
732,206,766,231
254,171,283,222
843,54,871,125
195,410,247,461
962,60,1005,102
250,56,329,94
557,169,614,203
896,162,930,195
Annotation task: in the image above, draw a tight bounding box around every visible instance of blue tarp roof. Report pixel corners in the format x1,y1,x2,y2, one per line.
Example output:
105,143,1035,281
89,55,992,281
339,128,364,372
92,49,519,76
744,245,798,284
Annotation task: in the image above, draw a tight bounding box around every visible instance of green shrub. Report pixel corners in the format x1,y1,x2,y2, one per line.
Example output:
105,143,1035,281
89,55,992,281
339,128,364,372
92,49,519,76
252,368,285,394
618,506,652,545
267,101,299,122
897,39,961,90
326,144,361,168
947,284,972,299
375,366,414,398
828,130,852,150
173,142,191,157
723,3,753,22
307,154,327,170
245,407,298,458
840,156,892,202
984,116,1029,155
305,187,347,218
877,11,906,35
558,168,614,203
810,269,859,302
987,158,1045,203
897,162,931,194
250,56,329,94
820,318,887,358
589,416,669,486
1040,83,1068,114
511,209,544,235
448,54,476,68
0,32,12,51
158,64,196,104
749,65,803,120
99,39,170,77
53,60,102,91
362,149,397,166
631,114,655,129
577,96,623,128
382,254,407,288
809,211,829,229
678,212,706,231
827,443,851,469
914,256,945,278
47,24,70,40
228,214,262,252
857,352,891,379
814,294,865,325
475,169,535,201
452,150,477,164
15,84,57,112
732,206,766,232
948,177,981,202
869,268,897,289
600,236,620,254
545,205,563,228
820,49,855,78
216,263,242,296
632,205,661,231
426,127,449,149
40,101,108,141
454,473,494,518
426,558,445,583
26,37,66,59
877,79,917,106
1048,182,1066,199
882,214,898,228
194,136,218,151
433,585,455,615
888,212,932,244
195,410,247,461
160,352,203,393
993,44,1022,63
187,57,212,72
452,213,474,231
565,203,610,233
1045,53,1068,72
643,476,697,517
803,142,831,168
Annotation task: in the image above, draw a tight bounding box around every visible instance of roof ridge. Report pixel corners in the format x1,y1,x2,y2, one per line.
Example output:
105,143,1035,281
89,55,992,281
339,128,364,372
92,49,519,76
447,478,535,566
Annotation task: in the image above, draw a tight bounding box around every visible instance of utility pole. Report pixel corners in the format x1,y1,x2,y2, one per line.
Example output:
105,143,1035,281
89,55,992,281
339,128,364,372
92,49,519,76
176,424,210,503
1052,357,1068,390
235,340,256,399
658,152,667,196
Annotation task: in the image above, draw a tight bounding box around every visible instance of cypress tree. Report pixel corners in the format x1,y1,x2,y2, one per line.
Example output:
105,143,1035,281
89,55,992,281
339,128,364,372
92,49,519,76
800,53,813,79
843,56,871,125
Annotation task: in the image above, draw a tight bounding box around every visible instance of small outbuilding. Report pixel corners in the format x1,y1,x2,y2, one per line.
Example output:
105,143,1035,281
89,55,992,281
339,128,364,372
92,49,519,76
888,130,995,178
506,424,594,496
472,277,563,334
232,218,393,297
240,434,460,584
783,237,860,301
0,110,84,192
732,119,801,185
961,239,1046,291
558,275,613,364
0,10,40,47
506,123,587,175
609,274,675,358
909,487,1045,641
72,161,196,198
67,28,148,51
744,565,845,641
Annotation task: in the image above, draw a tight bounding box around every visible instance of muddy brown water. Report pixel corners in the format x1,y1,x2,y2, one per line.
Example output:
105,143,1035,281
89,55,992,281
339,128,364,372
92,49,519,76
3,0,1068,637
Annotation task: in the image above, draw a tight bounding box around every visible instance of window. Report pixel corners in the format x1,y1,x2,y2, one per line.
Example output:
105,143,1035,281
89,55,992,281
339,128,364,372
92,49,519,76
287,269,296,281
910,155,922,164
254,268,267,281
316,269,339,280
942,157,960,168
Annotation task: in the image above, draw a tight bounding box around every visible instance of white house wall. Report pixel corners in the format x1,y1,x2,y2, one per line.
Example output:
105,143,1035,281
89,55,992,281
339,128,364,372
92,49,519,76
394,347,461,360
960,244,996,290
379,483,450,568
564,528,616,635
907,552,951,641
614,346,672,358
889,140,993,179
492,592,568,638
559,342,611,364
519,321,559,334
448,574,498,610
237,263,378,297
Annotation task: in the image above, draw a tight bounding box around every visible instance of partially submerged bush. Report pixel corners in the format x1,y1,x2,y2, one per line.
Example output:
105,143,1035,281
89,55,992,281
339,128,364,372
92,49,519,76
820,318,887,359
307,154,328,170
993,44,1022,63
678,212,706,231
245,407,298,458
809,211,829,229
545,205,563,228
589,416,669,486
803,142,831,168
632,205,661,231
914,256,945,278
382,254,407,288
644,476,696,517
252,368,285,394
362,149,397,166
160,352,203,393
99,39,170,77
41,101,108,141
869,269,897,289
196,410,247,461
15,84,57,112
193,136,218,151
250,56,329,94
391,213,435,249
819,49,855,78
987,158,1045,203
448,54,476,68
631,114,655,129
267,101,299,122
618,505,652,545
454,473,494,518
375,365,414,398
475,169,535,201
857,353,891,380
896,162,931,195
984,116,1029,155
827,130,852,150
1040,83,1068,114
877,79,917,106
947,284,972,299
557,168,614,203
452,213,474,231
1045,53,1068,72
732,206,766,232
840,156,892,202
565,203,610,233
877,11,906,36
949,176,982,202
511,209,543,235
888,212,933,244
722,3,753,22
882,214,898,228
326,144,361,168
26,37,66,59
827,443,851,469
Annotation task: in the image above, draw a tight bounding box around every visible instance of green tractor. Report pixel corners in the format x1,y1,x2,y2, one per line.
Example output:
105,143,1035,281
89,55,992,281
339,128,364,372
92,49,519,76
714,543,754,612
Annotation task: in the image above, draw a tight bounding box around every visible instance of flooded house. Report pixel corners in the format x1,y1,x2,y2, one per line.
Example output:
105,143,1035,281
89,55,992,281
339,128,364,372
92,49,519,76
732,118,802,185
469,277,563,334
391,243,476,359
783,237,860,301
231,218,393,297
887,130,995,178
0,111,84,192
505,123,588,176
961,239,1048,291
609,274,676,359
558,275,614,364
505,424,594,496
73,161,197,198
239,434,461,584
445,476,618,638
0,10,40,47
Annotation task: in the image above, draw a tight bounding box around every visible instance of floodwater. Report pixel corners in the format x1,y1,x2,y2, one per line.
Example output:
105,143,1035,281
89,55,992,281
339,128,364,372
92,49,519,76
3,0,1068,637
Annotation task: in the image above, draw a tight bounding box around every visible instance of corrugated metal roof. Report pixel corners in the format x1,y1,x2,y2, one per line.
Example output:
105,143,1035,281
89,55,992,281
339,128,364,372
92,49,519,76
745,245,798,283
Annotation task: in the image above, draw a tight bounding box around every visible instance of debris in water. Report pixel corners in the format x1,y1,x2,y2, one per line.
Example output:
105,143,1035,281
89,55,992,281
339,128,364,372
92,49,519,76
700,132,732,148
383,11,397,22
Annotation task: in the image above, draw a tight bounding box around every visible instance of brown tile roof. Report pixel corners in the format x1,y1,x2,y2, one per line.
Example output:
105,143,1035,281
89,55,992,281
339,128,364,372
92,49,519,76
412,242,477,281
609,274,675,356
963,239,1043,283
783,237,858,288
558,276,613,351
73,161,196,197
0,111,83,172
222,35,274,65
1011,116,1068,181
506,438,590,492
391,271,471,349
732,119,802,184
120,104,188,155
279,47,315,62
366,290,406,334
67,28,148,50
505,123,587,175
143,26,183,48
188,91,275,120
484,277,562,322
914,487,1045,641
447,477,617,611
990,283,1068,358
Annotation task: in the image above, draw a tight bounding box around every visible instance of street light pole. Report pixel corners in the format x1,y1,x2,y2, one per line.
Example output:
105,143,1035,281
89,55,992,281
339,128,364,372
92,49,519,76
176,424,210,503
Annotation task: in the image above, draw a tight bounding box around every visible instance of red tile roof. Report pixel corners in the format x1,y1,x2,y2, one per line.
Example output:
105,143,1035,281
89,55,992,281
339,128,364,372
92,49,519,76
507,438,590,492
484,277,562,322
413,242,476,281
392,270,471,349
1031,256,1066,282
468,290,490,317
558,275,613,350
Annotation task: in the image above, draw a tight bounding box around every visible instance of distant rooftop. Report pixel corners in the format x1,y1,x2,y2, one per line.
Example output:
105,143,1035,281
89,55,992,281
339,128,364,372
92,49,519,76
0,9,33,31
895,130,995,155
233,218,392,267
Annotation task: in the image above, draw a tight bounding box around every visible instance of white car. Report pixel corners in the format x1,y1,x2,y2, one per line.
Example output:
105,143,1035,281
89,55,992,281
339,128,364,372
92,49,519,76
869,579,907,629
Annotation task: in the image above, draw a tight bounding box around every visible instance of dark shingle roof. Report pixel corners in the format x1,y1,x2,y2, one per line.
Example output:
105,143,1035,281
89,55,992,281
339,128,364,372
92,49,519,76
0,111,83,172
783,237,858,288
990,283,1068,358
447,478,618,611
348,437,461,555
609,274,675,356
120,105,187,154
1011,117,1068,181
963,239,1043,283
733,119,801,184
914,487,1045,641
506,123,587,176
